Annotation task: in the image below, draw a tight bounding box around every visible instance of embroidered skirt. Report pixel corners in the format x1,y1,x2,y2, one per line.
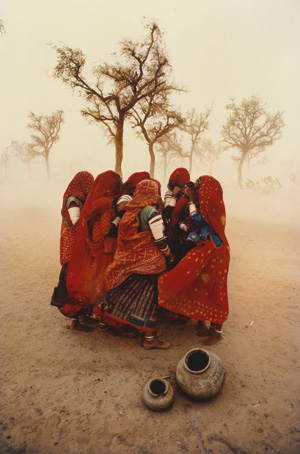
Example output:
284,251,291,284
99,273,159,332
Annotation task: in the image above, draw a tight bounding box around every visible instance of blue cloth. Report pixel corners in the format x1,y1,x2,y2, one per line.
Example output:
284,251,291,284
187,211,222,248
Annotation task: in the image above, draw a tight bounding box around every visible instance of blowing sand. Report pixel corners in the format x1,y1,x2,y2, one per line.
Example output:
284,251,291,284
0,177,299,454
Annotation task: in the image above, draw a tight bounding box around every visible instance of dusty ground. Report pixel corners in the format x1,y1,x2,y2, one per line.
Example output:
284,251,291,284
0,177,299,454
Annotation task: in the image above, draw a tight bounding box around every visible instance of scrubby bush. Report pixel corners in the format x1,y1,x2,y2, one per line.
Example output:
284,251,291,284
245,177,282,194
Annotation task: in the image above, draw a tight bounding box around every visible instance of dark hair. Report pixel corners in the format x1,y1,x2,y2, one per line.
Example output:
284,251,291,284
183,181,195,189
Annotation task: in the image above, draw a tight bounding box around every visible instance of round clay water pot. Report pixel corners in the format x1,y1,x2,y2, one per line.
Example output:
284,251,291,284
142,378,174,412
176,348,225,400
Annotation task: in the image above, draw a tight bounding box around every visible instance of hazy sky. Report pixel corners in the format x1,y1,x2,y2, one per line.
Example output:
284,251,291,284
0,0,299,181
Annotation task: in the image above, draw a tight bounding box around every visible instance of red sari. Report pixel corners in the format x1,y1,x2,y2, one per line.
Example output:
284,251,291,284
66,171,122,305
60,171,95,265
51,171,94,318
158,176,230,324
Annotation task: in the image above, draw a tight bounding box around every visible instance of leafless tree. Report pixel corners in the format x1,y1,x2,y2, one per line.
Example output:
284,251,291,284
9,141,35,174
1,148,11,177
156,131,185,183
0,19,6,35
27,110,64,178
195,138,225,174
52,22,182,177
221,96,285,187
180,107,211,174
131,94,184,177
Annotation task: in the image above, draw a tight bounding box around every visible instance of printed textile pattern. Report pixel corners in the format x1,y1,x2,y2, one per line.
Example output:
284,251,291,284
60,171,94,265
105,179,166,291
158,175,230,324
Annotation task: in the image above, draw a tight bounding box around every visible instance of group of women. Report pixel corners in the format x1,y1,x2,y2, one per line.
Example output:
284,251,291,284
51,168,230,349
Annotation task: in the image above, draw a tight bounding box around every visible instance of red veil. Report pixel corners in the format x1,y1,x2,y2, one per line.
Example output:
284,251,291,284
158,176,230,324
168,168,190,188
66,171,122,305
60,171,94,265
120,172,150,196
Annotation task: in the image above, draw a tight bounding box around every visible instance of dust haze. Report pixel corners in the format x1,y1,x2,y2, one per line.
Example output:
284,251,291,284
1,0,300,453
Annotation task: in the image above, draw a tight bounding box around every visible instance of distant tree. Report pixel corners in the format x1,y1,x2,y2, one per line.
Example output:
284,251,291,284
1,148,11,177
221,96,285,187
27,110,64,178
10,140,35,174
131,96,184,177
180,107,211,174
0,19,6,35
195,138,225,174
156,131,184,183
52,22,182,177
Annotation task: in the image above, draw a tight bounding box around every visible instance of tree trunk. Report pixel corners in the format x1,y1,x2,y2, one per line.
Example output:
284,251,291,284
45,153,51,179
188,152,193,175
115,115,125,178
163,153,167,185
149,142,155,178
238,151,247,188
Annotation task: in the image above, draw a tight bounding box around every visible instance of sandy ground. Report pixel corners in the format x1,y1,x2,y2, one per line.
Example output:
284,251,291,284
0,177,300,454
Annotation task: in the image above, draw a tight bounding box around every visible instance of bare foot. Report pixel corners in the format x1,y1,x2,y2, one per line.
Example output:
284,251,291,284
196,327,215,337
202,331,223,346
142,339,171,350
70,319,92,332
196,320,214,337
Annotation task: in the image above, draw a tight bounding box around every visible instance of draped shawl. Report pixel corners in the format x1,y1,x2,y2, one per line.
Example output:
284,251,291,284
158,175,230,324
105,179,166,291
60,171,94,265
66,171,122,305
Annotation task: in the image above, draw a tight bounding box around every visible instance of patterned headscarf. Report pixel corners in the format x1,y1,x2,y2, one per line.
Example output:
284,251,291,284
125,179,161,210
197,175,228,249
61,171,94,226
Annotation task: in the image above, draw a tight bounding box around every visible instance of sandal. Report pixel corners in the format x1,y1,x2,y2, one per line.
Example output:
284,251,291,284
142,339,171,350
78,315,100,328
70,319,92,332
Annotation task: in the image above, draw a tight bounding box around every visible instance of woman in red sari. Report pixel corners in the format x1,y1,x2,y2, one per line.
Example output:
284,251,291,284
66,171,122,313
158,175,230,344
50,171,95,328
95,179,173,349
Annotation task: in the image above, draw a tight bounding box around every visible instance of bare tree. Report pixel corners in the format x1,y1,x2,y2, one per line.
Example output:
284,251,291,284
52,22,182,177
10,141,35,174
0,19,6,35
27,110,64,178
195,138,225,174
221,96,285,187
1,148,11,177
131,94,184,177
156,131,185,183
180,107,211,174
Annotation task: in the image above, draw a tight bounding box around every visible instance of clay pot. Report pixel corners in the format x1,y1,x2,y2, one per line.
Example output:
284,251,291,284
142,378,174,412
176,348,225,400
